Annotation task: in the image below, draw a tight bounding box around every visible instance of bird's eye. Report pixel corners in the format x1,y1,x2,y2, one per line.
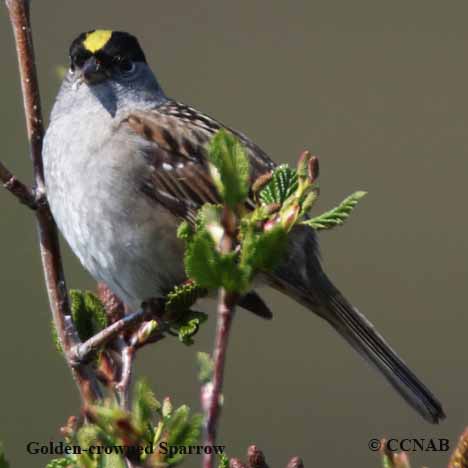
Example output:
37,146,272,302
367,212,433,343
118,59,136,75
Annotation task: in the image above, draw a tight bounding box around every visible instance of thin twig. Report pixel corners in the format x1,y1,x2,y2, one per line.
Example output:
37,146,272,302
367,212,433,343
115,338,135,410
71,308,148,363
0,159,36,208
5,0,102,402
203,289,238,468
203,207,239,468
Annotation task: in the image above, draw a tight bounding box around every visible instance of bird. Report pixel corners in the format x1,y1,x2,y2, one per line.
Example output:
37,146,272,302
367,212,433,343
43,30,445,423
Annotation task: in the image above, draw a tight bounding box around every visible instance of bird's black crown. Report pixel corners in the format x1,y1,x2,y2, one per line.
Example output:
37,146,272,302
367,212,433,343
69,30,146,70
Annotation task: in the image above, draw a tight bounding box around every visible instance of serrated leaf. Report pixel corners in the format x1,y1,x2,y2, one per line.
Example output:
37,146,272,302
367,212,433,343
132,379,161,432
199,204,224,245
165,281,207,318
196,352,214,384
177,221,193,241
45,458,75,468
206,129,250,208
184,229,223,289
166,407,203,466
175,312,208,345
218,453,229,468
241,224,288,273
76,424,101,450
83,292,108,331
302,191,367,231
184,229,246,292
70,290,108,342
218,251,249,292
258,164,298,205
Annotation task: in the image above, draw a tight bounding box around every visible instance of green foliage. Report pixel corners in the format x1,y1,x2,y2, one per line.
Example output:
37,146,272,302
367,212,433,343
0,444,9,468
176,220,193,242
196,352,214,384
166,406,203,465
240,223,288,274
70,290,108,342
132,379,161,437
97,453,126,468
218,453,229,468
181,136,366,298
46,459,74,468
184,227,224,289
258,164,298,205
45,380,202,468
165,281,207,318
206,129,250,209
302,191,367,230
170,311,208,345
184,224,249,292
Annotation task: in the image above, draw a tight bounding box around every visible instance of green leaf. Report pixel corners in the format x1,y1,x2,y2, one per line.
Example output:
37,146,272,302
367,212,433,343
218,453,229,468
198,204,224,245
83,292,108,331
98,453,126,468
206,129,250,208
70,290,108,342
174,312,208,345
177,220,193,241
302,191,367,231
0,444,9,468
162,397,173,419
76,424,101,450
184,229,223,289
218,252,249,292
196,352,214,384
241,224,288,273
45,458,75,468
258,164,298,205
132,379,161,432
166,406,203,465
165,281,207,318
184,228,246,292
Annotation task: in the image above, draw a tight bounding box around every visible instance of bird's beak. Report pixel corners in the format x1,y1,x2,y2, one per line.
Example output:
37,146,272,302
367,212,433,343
80,56,108,85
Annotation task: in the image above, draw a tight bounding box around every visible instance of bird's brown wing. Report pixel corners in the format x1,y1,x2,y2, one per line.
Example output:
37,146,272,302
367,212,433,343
122,101,276,223
122,101,275,319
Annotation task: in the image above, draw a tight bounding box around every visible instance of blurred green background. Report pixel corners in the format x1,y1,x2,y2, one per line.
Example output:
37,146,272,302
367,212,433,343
1,1,467,467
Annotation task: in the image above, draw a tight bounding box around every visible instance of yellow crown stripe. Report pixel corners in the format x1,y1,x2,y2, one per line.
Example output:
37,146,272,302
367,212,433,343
83,30,113,53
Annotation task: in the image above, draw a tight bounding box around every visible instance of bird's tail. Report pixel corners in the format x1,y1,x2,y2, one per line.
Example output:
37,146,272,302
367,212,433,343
270,226,445,424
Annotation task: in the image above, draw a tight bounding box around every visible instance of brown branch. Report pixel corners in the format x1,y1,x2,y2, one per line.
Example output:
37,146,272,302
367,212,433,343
0,159,36,208
71,308,149,363
114,338,135,410
228,446,303,468
203,207,240,468
5,0,102,403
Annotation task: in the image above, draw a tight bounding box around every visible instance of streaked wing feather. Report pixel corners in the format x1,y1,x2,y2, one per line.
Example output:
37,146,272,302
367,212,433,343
123,101,276,222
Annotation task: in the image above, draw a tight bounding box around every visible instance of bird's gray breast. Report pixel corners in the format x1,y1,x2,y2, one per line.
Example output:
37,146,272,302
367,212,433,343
43,97,186,308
